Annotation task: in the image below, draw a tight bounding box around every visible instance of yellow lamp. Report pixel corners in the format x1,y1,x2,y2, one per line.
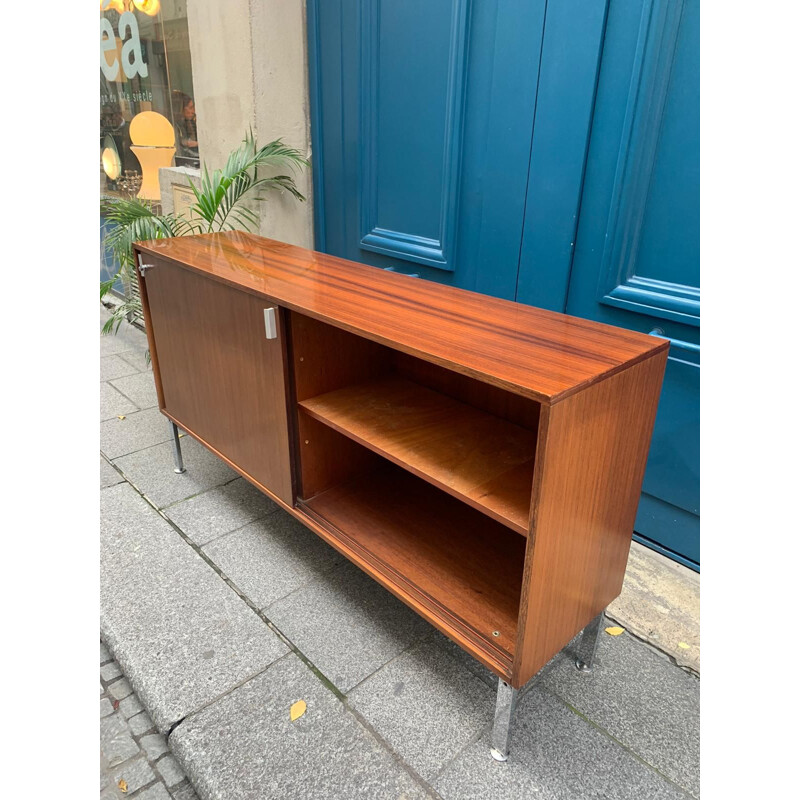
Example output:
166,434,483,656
101,134,122,180
129,111,175,201
133,0,161,16
101,1,161,17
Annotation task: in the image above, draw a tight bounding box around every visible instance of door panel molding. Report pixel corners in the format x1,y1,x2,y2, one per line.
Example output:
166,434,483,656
359,0,472,271
515,0,609,312
642,335,699,511
596,0,699,326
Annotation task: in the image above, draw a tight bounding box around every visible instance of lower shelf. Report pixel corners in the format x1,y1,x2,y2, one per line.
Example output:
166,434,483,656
298,462,526,665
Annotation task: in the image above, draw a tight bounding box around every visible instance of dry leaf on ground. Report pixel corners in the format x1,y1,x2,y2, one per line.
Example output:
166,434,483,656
290,700,307,721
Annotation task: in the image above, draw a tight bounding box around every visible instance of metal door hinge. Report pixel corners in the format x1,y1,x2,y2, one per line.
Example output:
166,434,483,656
264,307,277,340
137,254,156,276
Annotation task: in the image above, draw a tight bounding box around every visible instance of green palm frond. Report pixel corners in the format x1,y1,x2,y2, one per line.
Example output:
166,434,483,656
100,196,199,333
187,129,308,232
101,130,307,337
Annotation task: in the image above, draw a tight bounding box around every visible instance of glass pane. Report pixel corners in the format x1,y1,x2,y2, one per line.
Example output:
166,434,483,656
100,0,198,203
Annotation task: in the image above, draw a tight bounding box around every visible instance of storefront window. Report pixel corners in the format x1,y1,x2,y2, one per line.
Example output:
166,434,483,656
100,0,198,204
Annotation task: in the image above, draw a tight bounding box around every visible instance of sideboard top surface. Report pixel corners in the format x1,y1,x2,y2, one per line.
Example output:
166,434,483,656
135,232,667,404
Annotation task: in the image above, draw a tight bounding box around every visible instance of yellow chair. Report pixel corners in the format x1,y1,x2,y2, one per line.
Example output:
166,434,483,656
129,111,175,201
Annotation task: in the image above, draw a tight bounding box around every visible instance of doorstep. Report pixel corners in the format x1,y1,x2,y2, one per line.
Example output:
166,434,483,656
608,541,700,673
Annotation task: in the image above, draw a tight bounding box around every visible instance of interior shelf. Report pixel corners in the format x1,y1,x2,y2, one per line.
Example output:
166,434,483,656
299,461,526,660
298,376,536,535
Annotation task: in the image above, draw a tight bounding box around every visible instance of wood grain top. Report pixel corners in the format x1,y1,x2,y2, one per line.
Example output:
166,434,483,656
135,232,668,404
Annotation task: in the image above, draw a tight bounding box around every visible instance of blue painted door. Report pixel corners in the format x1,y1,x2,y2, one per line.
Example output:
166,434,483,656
308,0,699,568
308,0,550,297
559,0,700,568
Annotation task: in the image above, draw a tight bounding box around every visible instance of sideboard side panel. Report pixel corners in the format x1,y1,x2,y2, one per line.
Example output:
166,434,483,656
139,257,294,505
513,350,667,686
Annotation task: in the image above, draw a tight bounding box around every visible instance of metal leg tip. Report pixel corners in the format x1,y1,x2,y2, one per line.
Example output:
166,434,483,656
174,467,186,474
575,658,592,672
490,748,508,763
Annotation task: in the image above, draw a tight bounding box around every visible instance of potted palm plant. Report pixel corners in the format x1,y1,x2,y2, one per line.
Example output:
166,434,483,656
101,130,308,336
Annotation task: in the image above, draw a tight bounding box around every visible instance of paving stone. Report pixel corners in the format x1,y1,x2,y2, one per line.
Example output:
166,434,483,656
100,482,287,732
203,513,343,607
119,349,153,373
428,628,498,690
101,355,140,382
101,662,123,682
100,641,112,664
100,697,115,718
141,733,170,760
169,784,199,800
100,321,149,356
113,756,156,795
114,437,236,508
267,560,430,692
171,653,431,800
101,407,174,459
111,371,159,409
542,631,700,797
165,477,280,546
100,749,120,794
100,713,140,767
101,382,139,422
156,755,185,788
135,785,172,800
129,711,156,736
434,685,687,800
108,678,133,701
120,693,144,719
349,638,495,781
101,457,124,489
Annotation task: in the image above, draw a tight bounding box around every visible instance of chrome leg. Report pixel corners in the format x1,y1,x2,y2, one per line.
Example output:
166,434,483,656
575,611,605,672
490,679,518,762
169,421,186,474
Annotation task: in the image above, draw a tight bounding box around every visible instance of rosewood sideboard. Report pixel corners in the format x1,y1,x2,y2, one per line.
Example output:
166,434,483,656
133,231,668,761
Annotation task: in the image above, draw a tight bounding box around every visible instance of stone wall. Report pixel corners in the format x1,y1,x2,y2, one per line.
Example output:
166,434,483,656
159,0,314,248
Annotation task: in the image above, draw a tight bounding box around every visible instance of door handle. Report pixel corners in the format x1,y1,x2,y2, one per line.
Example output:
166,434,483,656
264,307,278,340
137,253,155,276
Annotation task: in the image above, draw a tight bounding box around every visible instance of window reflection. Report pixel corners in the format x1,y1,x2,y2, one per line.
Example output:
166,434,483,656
100,0,198,203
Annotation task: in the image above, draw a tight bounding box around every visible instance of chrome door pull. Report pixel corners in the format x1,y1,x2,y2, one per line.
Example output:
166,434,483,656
264,307,277,340
137,253,155,276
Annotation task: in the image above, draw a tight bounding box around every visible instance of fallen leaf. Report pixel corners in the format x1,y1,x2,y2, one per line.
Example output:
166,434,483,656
605,626,625,636
290,699,307,721
117,415,126,420
112,699,120,710
118,779,128,793
677,642,690,650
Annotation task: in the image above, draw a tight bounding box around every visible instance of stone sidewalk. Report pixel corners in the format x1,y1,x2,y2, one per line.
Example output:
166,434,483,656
100,307,700,799
101,640,197,800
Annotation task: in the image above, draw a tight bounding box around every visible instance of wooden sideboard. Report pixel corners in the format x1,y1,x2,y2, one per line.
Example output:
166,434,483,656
134,231,668,760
